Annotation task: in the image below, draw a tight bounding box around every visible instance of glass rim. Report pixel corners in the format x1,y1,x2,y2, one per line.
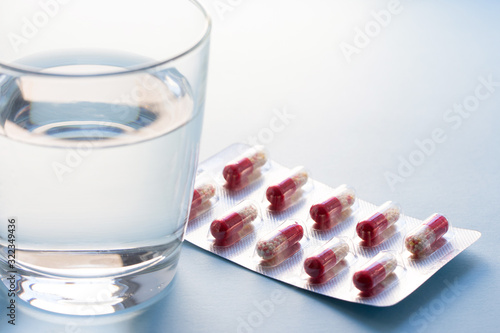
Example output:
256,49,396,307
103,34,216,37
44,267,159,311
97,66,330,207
0,0,211,78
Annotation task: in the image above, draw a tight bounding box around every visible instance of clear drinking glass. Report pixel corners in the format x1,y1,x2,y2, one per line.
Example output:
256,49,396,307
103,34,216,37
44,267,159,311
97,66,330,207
0,0,210,315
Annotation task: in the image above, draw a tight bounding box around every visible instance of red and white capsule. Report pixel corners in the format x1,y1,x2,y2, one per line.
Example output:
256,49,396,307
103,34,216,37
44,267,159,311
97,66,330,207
356,201,401,242
223,145,267,188
310,185,356,227
256,223,304,260
304,238,349,278
266,166,308,209
191,183,216,211
353,251,397,291
405,214,449,256
210,202,259,244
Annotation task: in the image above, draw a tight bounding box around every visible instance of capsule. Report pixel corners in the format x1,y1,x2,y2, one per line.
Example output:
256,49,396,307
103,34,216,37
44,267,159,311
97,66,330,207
256,223,304,260
223,145,267,188
304,238,349,278
356,201,401,242
310,185,356,227
358,271,398,298
353,252,397,291
191,183,216,211
405,214,449,256
266,166,308,209
210,203,259,243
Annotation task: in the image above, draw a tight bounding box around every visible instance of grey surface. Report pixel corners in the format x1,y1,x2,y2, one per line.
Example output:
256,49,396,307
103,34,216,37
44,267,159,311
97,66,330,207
1,0,498,332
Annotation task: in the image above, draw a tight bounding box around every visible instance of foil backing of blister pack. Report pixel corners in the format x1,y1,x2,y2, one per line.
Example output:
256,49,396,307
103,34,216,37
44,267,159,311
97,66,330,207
185,144,481,307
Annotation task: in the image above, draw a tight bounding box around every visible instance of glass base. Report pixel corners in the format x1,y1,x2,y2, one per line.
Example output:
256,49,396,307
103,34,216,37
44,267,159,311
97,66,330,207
1,245,181,316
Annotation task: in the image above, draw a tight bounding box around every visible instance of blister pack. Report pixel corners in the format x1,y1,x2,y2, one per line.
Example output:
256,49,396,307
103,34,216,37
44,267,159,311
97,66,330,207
185,144,481,306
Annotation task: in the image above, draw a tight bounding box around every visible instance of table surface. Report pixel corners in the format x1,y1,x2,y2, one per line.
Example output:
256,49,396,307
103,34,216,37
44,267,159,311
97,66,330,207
1,0,498,332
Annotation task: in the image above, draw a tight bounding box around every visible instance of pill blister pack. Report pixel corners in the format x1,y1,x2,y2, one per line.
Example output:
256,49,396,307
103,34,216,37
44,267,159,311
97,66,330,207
185,144,481,307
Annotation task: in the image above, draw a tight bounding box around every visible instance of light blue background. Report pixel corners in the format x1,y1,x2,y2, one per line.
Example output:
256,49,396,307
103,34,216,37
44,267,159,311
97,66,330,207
1,0,498,332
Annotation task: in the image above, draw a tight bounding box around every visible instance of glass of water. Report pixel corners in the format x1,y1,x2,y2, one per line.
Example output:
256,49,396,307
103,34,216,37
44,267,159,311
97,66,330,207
0,0,210,315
